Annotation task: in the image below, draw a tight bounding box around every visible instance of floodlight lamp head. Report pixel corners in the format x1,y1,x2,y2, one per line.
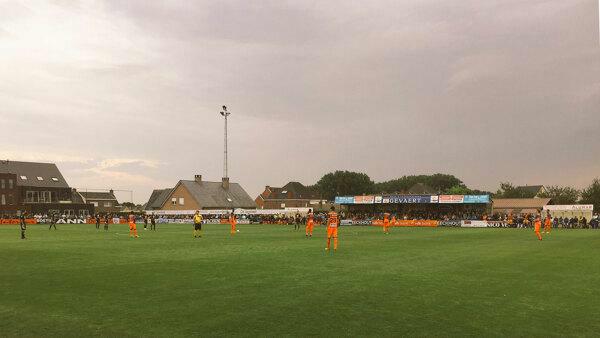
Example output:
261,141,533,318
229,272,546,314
222,105,227,111
220,111,225,116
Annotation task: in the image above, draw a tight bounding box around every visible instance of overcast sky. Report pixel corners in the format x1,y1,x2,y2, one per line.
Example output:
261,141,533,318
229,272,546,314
1,0,599,203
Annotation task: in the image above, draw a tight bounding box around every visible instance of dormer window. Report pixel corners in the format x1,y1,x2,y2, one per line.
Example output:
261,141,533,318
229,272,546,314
20,175,27,180
37,177,44,181
51,177,59,182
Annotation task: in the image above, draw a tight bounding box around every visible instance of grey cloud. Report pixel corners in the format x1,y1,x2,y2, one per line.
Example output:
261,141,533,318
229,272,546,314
1,0,599,202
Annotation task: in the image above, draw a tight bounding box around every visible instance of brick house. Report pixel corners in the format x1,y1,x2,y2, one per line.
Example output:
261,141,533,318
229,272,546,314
255,181,326,209
0,160,94,217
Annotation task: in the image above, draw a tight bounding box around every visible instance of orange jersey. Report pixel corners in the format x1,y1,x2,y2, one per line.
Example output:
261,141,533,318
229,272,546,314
327,211,339,228
308,213,314,222
534,220,541,231
128,215,135,223
229,216,236,225
544,218,551,226
383,214,390,227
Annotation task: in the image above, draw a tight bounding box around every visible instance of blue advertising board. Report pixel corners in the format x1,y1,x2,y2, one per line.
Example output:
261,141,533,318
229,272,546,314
463,195,490,204
334,196,355,204
384,195,434,204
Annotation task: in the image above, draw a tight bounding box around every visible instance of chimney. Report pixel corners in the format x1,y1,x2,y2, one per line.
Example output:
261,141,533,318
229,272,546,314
194,175,202,183
109,189,114,195
222,177,230,190
265,185,271,191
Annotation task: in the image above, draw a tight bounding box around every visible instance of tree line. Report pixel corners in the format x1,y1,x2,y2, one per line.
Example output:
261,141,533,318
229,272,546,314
310,171,600,211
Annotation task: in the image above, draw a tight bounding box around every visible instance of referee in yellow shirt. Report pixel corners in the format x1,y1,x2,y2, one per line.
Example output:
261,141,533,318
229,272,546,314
193,210,203,238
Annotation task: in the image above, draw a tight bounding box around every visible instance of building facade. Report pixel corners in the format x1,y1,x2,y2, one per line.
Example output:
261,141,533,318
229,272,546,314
0,160,94,217
146,175,256,211
75,190,120,214
255,182,326,210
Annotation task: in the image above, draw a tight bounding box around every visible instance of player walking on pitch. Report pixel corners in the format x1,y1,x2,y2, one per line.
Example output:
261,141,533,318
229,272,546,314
193,210,203,238
534,216,542,241
19,211,27,240
104,214,109,231
128,213,138,238
49,213,57,230
150,214,156,231
229,211,237,235
544,215,552,234
305,209,314,238
383,212,391,235
325,206,339,252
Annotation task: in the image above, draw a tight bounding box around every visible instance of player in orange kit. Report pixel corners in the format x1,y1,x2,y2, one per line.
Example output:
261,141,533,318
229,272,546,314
325,206,339,252
128,213,138,238
229,211,237,235
383,213,391,235
544,215,552,234
305,209,314,238
534,216,542,241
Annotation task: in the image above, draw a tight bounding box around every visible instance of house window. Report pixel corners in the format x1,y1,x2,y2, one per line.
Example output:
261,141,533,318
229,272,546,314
26,191,39,203
79,209,89,217
92,202,99,207
1,194,5,205
171,198,177,205
20,175,27,180
8,179,13,189
104,202,111,207
37,176,44,181
178,197,184,205
1,179,4,189
65,209,75,216
51,177,59,182
8,194,14,205
39,191,51,203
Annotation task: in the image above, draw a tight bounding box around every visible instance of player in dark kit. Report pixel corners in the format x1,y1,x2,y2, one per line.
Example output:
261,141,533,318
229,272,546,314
19,211,27,239
143,215,148,230
150,214,156,231
104,214,110,231
95,214,101,230
49,213,57,230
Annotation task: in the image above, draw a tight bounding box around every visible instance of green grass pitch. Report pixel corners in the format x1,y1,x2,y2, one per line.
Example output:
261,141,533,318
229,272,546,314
1,223,599,337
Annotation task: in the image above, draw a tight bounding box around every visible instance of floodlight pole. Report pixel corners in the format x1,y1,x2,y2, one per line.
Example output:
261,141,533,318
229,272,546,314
220,106,231,179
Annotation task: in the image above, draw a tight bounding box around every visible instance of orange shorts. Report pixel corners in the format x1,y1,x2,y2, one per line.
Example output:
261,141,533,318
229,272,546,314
129,223,137,230
327,227,338,238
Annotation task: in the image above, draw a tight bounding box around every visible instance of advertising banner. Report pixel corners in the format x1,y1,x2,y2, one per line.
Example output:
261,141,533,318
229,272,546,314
460,220,489,228
372,219,438,227
0,219,37,225
334,196,355,204
439,220,462,227
384,195,434,204
374,196,383,204
543,205,594,211
341,219,372,226
463,195,491,204
439,195,465,204
354,195,375,204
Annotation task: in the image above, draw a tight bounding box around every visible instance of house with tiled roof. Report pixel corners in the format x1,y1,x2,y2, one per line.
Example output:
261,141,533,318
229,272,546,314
145,175,256,211
256,181,326,209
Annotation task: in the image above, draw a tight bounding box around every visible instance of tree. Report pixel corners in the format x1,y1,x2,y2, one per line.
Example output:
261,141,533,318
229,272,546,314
373,173,466,194
316,171,374,200
580,179,600,212
538,186,580,205
445,185,473,195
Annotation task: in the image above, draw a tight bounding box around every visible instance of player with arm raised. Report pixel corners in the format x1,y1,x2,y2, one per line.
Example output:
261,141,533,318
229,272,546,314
305,209,314,238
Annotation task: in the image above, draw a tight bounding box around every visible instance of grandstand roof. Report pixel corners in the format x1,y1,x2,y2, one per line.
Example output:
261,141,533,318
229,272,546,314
0,160,69,188
492,198,551,211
